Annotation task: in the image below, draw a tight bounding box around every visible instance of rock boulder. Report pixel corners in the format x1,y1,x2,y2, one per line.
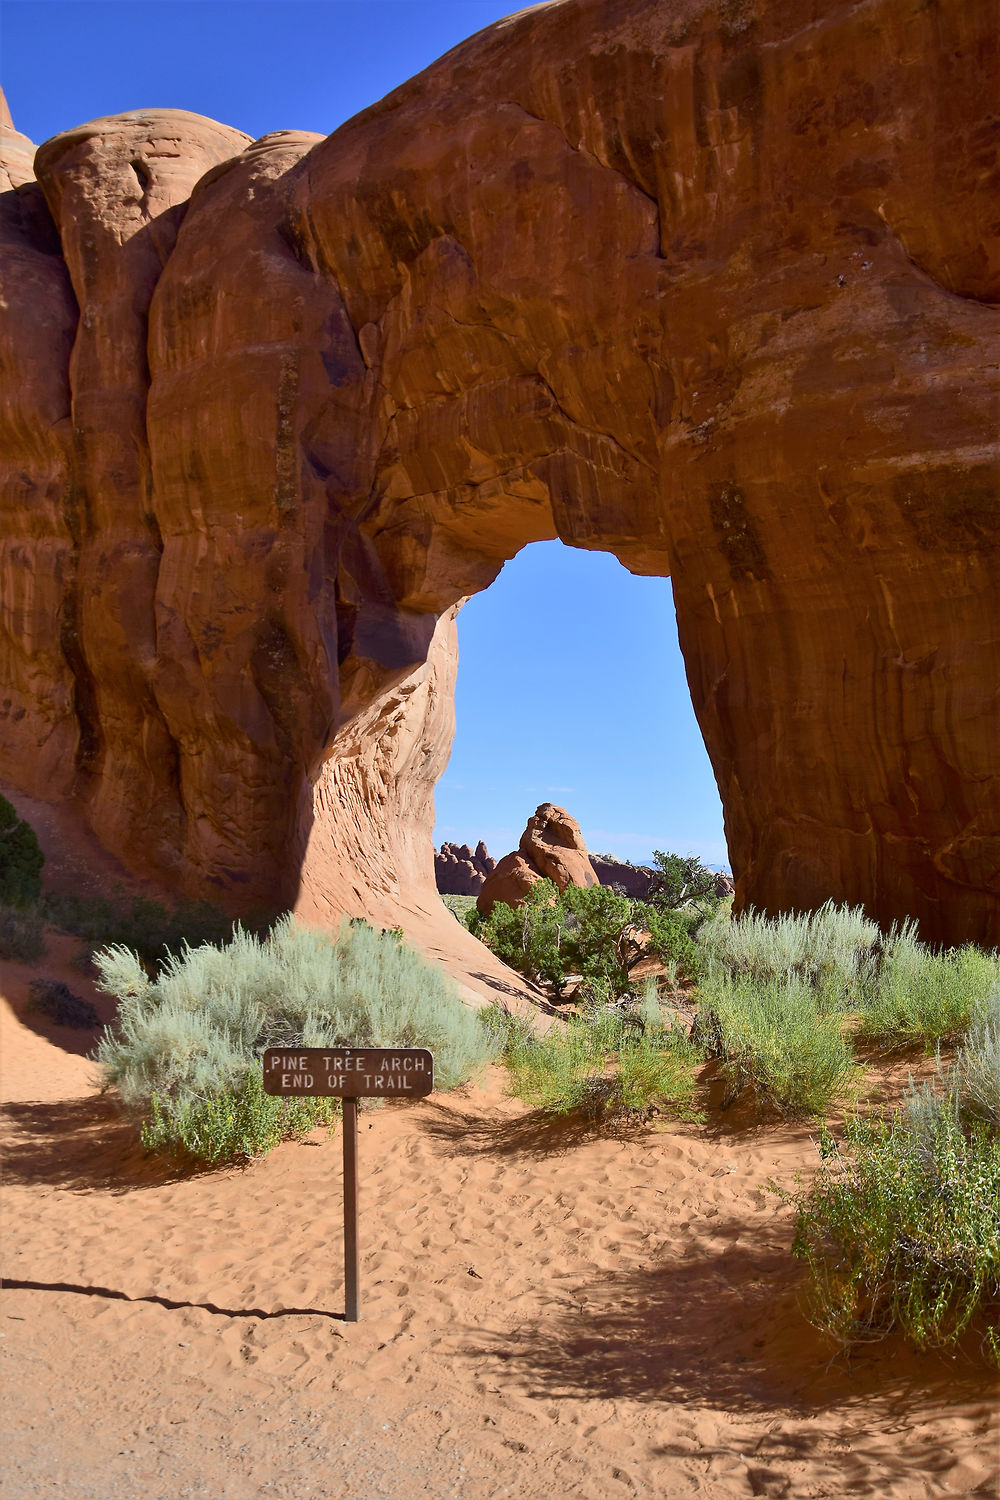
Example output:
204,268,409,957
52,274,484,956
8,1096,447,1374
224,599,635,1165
477,805,599,916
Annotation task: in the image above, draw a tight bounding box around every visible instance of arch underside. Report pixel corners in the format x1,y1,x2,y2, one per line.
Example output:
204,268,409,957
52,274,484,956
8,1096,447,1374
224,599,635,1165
0,0,997,959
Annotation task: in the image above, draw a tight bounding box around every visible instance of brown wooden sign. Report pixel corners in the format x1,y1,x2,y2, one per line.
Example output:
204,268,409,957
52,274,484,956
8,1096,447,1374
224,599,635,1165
261,1046,435,1323
262,1047,434,1098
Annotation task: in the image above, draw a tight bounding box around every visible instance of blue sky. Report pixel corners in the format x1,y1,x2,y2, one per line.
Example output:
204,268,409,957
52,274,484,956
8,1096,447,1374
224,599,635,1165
3,0,729,870
441,544,728,868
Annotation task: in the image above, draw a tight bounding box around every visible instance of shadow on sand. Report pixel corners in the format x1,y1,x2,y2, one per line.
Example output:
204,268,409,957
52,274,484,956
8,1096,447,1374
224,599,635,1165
415,1095,650,1159
0,1094,203,1192
458,1218,994,1419
0,1275,346,1323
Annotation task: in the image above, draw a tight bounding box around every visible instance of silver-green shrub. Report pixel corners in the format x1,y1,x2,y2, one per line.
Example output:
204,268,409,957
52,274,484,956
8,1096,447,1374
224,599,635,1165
95,916,498,1162
695,971,857,1117
698,901,1000,1050
859,939,1000,1049
953,992,1000,1128
697,900,882,1005
906,990,1000,1139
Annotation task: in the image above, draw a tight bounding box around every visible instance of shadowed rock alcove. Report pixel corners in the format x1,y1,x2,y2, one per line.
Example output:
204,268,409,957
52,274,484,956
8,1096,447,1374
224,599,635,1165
1,0,997,966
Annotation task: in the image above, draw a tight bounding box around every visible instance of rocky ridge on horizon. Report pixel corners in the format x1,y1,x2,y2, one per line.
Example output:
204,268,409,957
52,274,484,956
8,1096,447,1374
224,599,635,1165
435,840,496,896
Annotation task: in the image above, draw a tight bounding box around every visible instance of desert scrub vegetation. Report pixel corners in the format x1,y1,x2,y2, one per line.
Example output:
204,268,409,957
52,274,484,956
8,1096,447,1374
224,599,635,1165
694,973,859,1117
0,798,246,967
699,899,1000,1045
0,902,47,962
785,1098,1000,1366
906,991,1000,1135
442,894,477,923
27,977,99,1028
95,916,499,1164
484,988,703,1127
696,900,883,1005
469,879,701,1001
948,995,1000,1128
472,896,999,1119
856,938,999,1050
43,888,242,969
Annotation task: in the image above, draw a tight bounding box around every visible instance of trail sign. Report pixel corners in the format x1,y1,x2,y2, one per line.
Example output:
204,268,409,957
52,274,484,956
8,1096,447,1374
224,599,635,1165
261,1047,434,1322
262,1047,433,1099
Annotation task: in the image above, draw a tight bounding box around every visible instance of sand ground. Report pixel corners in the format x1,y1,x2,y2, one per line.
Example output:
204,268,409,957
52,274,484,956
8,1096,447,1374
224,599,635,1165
2,939,998,1500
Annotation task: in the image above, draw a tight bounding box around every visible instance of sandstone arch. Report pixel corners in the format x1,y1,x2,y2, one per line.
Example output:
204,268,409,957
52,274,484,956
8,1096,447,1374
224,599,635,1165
1,0,997,962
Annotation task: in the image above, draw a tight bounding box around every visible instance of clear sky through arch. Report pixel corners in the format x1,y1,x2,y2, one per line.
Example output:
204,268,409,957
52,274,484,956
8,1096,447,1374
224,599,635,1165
4,0,728,872
435,543,728,870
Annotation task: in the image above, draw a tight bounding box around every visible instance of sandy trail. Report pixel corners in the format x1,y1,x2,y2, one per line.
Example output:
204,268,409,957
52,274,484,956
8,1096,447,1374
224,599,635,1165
2,953,998,1500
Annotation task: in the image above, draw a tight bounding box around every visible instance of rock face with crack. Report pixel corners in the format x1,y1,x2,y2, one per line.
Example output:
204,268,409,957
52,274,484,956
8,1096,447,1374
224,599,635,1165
0,0,998,952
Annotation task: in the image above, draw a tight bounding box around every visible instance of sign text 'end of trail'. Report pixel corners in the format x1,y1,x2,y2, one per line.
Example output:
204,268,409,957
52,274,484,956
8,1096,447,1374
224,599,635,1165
261,1047,434,1098
260,1047,435,1323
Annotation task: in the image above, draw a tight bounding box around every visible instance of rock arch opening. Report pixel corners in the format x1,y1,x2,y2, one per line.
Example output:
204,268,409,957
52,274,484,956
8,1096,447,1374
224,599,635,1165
1,0,997,954
432,540,727,884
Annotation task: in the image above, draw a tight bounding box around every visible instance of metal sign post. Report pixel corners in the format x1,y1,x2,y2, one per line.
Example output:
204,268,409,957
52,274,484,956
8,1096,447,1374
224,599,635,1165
262,1047,434,1322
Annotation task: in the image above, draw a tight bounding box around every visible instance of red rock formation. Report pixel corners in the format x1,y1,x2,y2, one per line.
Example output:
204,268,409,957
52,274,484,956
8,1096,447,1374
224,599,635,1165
0,95,77,797
0,0,998,953
478,805,599,916
436,841,496,896
589,856,656,900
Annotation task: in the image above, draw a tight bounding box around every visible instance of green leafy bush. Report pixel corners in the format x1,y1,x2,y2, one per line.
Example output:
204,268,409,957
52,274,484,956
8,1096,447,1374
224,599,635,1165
498,997,701,1126
695,973,858,1117
647,849,720,911
858,939,999,1049
786,1103,1000,1365
0,902,47,962
470,880,699,999
95,915,499,1163
141,1068,336,1165
0,795,44,907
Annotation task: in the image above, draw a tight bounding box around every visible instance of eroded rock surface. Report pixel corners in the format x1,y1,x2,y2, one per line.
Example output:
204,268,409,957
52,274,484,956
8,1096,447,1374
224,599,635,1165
1,0,998,951
478,804,599,916
436,841,496,896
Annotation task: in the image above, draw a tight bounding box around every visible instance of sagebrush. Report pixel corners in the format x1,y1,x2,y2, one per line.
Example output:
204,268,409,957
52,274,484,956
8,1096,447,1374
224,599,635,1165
699,901,1000,1051
95,916,498,1163
695,971,858,1117
858,941,999,1049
